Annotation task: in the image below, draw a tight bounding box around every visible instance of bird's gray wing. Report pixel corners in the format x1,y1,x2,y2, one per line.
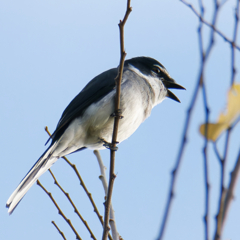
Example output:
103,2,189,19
49,68,118,144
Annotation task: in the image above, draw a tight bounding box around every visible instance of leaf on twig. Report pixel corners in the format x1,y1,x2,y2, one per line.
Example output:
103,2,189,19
199,83,240,141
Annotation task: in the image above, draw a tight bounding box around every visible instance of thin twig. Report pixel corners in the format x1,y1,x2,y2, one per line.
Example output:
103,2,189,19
222,149,240,227
199,0,222,239
61,157,113,240
213,122,240,238
198,2,210,239
52,221,67,240
180,0,240,51
230,0,239,85
157,59,201,240
213,143,223,162
48,169,97,240
37,180,82,240
214,128,231,240
158,0,222,238
202,82,211,240
102,1,132,240
214,1,240,238
44,127,113,240
94,150,120,240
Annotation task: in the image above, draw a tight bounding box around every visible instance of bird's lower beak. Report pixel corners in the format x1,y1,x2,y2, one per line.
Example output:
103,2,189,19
167,90,181,102
162,78,185,103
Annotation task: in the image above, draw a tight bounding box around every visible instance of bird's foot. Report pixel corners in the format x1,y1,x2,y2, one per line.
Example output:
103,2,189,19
99,138,119,151
111,109,124,119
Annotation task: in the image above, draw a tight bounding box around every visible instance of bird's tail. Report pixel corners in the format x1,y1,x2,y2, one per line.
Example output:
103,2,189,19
6,142,59,214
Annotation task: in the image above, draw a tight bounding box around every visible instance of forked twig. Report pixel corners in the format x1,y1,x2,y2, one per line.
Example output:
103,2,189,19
102,1,132,240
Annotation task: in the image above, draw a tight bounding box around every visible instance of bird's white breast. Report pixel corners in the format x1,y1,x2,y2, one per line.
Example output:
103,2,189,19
53,68,167,154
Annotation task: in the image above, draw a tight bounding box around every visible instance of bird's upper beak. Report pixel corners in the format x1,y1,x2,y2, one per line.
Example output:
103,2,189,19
162,78,185,103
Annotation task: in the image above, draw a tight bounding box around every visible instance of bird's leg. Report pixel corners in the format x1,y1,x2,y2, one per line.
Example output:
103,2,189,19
99,138,119,151
110,109,124,119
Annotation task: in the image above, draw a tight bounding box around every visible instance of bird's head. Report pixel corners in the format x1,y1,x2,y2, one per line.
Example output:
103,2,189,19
125,56,185,103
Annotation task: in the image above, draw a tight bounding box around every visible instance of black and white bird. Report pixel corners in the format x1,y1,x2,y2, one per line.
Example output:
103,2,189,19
6,56,185,214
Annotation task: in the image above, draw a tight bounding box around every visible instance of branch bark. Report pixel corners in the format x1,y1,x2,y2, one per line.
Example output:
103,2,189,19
94,150,120,240
102,1,132,240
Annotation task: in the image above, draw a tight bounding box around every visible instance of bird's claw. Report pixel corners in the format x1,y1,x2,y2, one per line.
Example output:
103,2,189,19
103,143,118,151
100,138,119,151
111,109,124,119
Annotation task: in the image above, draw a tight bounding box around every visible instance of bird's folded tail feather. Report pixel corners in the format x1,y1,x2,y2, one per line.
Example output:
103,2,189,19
6,142,59,214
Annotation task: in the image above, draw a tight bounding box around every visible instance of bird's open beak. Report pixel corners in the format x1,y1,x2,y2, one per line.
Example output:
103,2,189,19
162,78,185,103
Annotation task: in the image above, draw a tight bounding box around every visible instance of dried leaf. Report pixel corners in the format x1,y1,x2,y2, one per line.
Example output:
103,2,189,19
199,84,240,141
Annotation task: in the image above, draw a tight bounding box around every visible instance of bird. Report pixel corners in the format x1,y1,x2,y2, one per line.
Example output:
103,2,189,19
6,56,185,214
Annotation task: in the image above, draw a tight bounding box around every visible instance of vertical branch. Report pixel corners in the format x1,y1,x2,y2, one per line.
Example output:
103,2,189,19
214,1,239,239
102,1,132,240
214,128,231,240
202,80,211,240
219,2,240,229
222,149,240,227
230,0,239,85
199,1,221,240
198,0,220,238
197,2,210,239
94,150,120,240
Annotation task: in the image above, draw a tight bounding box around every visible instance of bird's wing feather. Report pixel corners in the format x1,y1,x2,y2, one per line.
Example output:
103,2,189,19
50,68,118,143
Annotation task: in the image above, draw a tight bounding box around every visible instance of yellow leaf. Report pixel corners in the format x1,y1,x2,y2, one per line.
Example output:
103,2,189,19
199,83,240,141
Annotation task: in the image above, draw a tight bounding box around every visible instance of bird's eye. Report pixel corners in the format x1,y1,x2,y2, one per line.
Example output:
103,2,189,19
152,66,161,74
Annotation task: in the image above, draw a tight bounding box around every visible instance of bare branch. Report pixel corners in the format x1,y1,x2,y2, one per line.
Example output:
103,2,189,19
214,1,240,238
44,127,113,240
202,81,211,240
222,150,240,227
230,0,240,85
157,64,201,240
94,150,108,194
158,0,222,238
214,128,232,240
180,0,240,51
94,150,120,240
197,2,211,239
48,169,97,240
102,1,132,240
198,0,222,238
36,180,82,240
52,221,67,240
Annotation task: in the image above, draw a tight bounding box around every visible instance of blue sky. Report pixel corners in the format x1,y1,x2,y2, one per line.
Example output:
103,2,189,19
1,0,240,240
